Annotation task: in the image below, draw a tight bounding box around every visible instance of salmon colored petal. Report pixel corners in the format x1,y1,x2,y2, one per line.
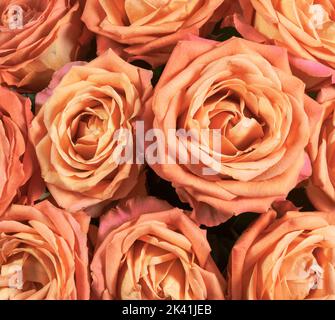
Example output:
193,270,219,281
0,201,89,300
150,36,313,226
30,49,153,214
82,0,225,66
91,197,226,300
229,208,335,300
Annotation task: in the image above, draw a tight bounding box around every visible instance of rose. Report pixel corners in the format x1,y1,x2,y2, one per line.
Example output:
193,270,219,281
230,0,335,89
30,49,153,215
0,87,44,216
34,61,86,114
0,200,90,300
149,36,318,227
81,0,225,67
90,197,225,300
228,208,335,300
0,0,91,91
307,86,335,212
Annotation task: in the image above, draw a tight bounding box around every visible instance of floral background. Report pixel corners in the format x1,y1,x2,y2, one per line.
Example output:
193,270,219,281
1,0,335,300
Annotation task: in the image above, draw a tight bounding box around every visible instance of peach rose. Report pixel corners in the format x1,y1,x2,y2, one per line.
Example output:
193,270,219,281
30,49,153,215
34,61,86,114
0,87,44,216
228,208,335,300
231,0,335,89
81,0,225,66
307,85,335,212
91,197,225,300
0,200,90,300
150,36,318,227
0,0,91,91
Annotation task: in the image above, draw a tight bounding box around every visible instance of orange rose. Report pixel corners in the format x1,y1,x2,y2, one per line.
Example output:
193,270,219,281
228,208,335,300
0,0,91,91
0,87,44,216
231,0,335,89
91,197,225,300
150,36,318,227
30,49,153,215
82,0,225,66
307,86,335,212
0,200,90,300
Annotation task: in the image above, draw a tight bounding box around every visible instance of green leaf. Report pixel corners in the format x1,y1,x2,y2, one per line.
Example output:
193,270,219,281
38,191,51,202
208,26,241,42
307,91,318,100
206,212,259,273
152,65,165,87
23,93,36,114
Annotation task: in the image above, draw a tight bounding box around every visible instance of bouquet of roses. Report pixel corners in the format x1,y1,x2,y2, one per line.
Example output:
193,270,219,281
0,0,335,301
